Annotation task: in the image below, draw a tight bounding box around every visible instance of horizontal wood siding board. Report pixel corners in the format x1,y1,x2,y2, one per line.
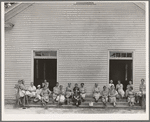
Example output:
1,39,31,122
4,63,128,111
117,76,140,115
5,3,146,99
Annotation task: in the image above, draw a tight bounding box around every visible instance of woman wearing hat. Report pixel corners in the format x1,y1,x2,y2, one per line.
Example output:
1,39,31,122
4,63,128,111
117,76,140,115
79,83,86,102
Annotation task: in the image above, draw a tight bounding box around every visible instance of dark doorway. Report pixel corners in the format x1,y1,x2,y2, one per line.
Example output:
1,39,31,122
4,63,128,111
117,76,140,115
109,60,132,91
34,59,57,91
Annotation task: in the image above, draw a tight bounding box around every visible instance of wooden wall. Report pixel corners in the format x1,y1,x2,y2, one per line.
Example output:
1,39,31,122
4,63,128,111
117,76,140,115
5,2,146,99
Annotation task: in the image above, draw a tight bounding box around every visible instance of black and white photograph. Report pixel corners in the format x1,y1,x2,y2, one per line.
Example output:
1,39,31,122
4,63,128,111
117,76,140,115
1,1,149,121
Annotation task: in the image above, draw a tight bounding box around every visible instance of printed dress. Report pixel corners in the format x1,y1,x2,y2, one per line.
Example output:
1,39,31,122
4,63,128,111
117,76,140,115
116,84,125,97
127,90,135,103
109,89,118,103
93,87,101,101
79,87,86,99
125,84,133,97
41,88,51,103
101,90,109,103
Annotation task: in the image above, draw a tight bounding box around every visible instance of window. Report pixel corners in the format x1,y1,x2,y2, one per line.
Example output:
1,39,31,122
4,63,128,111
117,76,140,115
110,52,133,58
34,51,57,57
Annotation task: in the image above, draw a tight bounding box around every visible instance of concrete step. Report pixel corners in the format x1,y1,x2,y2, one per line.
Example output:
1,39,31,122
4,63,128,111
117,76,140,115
29,101,134,105
26,100,141,108
25,103,141,109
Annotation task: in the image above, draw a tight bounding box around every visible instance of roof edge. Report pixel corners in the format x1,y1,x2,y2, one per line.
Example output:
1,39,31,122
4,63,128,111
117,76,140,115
5,3,34,22
133,2,145,11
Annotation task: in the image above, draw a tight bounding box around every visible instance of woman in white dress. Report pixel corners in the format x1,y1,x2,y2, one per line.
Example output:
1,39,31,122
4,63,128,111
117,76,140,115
79,83,86,102
116,80,125,99
93,83,101,102
34,85,42,102
56,85,65,105
109,85,118,107
26,82,36,98
108,80,114,90
52,82,60,103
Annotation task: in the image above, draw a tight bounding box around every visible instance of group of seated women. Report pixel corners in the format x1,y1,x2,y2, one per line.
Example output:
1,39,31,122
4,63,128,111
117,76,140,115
14,80,87,108
14,79,146,109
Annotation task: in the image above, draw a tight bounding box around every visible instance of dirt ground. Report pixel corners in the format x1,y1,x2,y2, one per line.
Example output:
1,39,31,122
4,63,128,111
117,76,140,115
4,104,145,114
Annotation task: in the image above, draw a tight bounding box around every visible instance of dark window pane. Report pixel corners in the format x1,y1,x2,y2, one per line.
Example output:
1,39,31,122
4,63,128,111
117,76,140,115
50,51,57,56
127,53,132,57
41,51,50,56
116,53,120,57
35,52,42,56
110,52,116,57
121,53,127,57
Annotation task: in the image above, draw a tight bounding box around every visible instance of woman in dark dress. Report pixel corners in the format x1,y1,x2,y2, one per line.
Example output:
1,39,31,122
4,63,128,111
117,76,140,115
72,90,81,107
138,79,146,108
72,83,81,107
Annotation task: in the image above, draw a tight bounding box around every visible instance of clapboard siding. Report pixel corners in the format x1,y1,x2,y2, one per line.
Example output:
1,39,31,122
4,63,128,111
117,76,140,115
5,2,145,99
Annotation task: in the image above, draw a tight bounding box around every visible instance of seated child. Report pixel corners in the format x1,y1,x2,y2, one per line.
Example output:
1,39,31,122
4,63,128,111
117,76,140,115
101,86,109,107
93,83,101,102
109,85,118,107
72,90,81,107
126,86,135,106
79,83,86,102
65,83,73,104
34,85,42,102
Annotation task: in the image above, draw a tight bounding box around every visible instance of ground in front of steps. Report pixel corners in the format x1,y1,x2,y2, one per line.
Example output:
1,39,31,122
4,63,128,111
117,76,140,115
4,104,145,114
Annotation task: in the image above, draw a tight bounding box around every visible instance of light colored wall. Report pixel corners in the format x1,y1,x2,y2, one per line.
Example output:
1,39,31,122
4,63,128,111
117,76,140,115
5,2,146,99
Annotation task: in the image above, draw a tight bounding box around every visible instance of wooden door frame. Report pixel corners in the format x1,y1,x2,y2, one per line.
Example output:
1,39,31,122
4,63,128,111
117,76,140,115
107,50,135,87
31,49,59,85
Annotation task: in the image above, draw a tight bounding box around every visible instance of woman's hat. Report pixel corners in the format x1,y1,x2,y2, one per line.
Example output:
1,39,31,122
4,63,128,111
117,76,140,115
37,85,41,88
